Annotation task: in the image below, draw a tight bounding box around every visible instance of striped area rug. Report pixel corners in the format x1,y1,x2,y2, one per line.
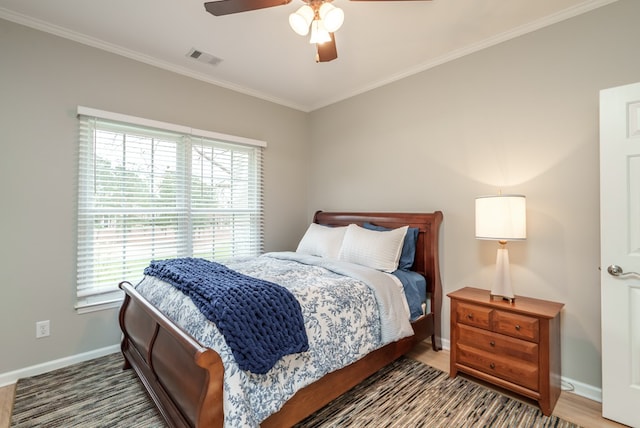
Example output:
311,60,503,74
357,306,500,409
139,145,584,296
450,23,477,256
297,358,578,427
11,353,579,427
11,353,163,427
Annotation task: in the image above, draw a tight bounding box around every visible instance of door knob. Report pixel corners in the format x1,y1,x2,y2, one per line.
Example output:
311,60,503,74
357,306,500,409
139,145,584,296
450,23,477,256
607,264,640,277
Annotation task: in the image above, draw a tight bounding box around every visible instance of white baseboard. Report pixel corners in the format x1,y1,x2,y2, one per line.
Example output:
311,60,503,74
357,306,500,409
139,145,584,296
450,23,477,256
560,376,602,403
0,344,120,387
441,338,451,350
438,338,602,403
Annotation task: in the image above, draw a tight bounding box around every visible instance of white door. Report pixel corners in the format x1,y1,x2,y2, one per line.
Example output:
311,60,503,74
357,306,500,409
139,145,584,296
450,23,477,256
600,81,640,427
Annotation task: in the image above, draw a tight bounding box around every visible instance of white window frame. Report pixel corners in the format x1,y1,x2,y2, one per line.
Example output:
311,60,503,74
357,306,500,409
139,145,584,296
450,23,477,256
76,106,266,313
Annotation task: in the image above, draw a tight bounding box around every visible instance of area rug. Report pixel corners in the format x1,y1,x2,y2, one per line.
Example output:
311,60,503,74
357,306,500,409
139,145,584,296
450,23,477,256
11,353,163,427
11,353,579,427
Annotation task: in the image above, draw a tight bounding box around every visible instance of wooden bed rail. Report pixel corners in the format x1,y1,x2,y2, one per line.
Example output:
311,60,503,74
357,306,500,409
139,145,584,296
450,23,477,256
262,314,432,427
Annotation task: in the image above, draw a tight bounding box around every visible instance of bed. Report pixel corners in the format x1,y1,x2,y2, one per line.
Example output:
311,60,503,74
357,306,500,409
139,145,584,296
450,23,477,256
118,210,443,427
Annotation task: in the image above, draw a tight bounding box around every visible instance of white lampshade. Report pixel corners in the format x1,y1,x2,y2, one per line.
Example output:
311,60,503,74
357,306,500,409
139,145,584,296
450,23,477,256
289,5,314,36
475,195,526,241
318,3,344,32
309,19,331,44
475,194,526,302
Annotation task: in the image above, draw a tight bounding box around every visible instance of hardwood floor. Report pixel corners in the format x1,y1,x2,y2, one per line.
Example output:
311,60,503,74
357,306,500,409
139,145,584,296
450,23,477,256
0,343,627,428
0,383,15,428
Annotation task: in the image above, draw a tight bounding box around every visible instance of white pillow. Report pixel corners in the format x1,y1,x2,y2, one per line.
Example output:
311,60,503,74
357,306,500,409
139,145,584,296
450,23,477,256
296,223,346,259
338,223,409,272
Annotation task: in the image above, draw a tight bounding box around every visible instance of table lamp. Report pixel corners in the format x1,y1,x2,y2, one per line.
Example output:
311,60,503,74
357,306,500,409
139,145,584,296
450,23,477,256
475,194,527,302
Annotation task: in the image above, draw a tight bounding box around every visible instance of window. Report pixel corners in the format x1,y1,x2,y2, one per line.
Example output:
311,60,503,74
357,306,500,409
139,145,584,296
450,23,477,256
76,107,265,312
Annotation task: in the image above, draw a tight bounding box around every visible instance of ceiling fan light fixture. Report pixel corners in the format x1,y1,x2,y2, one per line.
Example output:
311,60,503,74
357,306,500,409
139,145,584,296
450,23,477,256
289,5,314,36
318,3,344,32
309,19,331,44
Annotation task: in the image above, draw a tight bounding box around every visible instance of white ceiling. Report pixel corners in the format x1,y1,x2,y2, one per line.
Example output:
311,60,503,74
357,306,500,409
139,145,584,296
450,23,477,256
0,0,616,111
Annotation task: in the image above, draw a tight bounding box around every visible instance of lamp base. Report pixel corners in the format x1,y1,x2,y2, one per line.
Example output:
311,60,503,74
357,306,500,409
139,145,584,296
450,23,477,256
490,293,516,303
490,247,516,303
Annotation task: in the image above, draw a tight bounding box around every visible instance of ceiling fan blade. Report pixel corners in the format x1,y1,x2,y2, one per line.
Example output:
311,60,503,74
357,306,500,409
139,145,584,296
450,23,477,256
316,33,338,63
204,0,291,16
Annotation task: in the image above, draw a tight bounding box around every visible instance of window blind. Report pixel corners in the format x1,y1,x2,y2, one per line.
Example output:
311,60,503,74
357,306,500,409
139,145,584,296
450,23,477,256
76,107,265,312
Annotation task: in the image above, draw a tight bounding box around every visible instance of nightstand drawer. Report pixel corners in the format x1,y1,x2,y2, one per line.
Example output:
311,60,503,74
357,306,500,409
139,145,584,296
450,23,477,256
457,324,539,364
456,302,492,330
457,343,539,391
493,310,539,342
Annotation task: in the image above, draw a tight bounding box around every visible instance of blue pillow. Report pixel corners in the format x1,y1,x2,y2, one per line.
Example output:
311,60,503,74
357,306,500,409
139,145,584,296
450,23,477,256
362,222,419,270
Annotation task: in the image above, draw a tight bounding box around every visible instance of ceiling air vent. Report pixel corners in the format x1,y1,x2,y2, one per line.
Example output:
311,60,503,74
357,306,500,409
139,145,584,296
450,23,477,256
186,48,222,66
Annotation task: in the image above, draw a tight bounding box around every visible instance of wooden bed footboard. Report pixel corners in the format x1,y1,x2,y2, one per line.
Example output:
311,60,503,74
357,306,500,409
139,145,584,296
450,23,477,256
119,280,225,428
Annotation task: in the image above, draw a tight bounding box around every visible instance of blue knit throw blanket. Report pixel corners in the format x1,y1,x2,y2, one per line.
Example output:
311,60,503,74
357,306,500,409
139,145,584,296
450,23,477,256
144,257,309,374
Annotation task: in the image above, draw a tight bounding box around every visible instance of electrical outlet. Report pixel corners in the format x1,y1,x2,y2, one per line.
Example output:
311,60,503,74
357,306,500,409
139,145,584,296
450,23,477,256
36,320,50,338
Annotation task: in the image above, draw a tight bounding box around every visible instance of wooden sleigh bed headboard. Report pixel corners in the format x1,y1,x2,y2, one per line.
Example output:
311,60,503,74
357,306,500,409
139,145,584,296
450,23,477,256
314,211,442,295
119,210,444,428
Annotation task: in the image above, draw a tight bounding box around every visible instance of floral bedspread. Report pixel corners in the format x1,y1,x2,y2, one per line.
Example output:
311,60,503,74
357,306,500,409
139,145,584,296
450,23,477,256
135,252,412,427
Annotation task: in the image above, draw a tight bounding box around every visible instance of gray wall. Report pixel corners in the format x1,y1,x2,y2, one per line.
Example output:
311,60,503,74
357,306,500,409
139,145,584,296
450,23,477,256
308,0,640,391
0,18,310,373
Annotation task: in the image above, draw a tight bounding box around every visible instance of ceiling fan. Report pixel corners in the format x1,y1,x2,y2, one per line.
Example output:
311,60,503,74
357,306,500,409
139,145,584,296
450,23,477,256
204,0,431,63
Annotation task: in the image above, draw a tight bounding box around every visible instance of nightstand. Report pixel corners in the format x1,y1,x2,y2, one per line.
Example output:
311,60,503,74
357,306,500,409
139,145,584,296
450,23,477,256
448,287,564,416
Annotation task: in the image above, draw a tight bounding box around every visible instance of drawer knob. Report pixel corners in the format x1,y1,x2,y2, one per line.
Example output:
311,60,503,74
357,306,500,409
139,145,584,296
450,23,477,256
489,341,495,347
489,362,495,369
467,314,474,320
515,324,521,331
